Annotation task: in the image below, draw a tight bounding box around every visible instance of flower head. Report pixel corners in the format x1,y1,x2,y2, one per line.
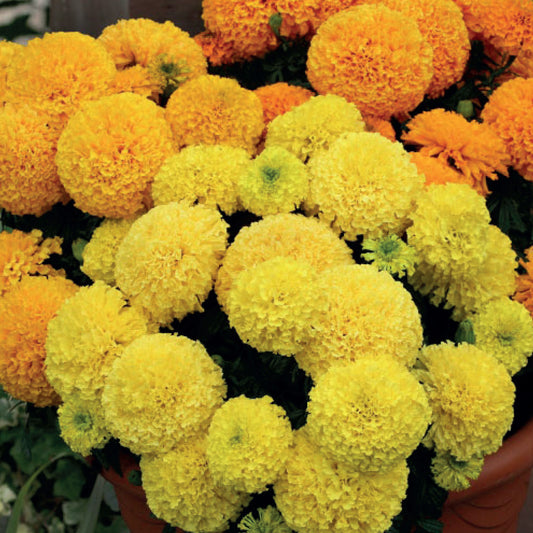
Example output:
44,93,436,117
410,152,464,187
165,75,264,155
151,145,251,216
0,276,78,406
307,132,424,240
431,452,484,492
103,333,227,455
514,245,533,314
115,202,228,326
0,41,22,103
264,94,365,162
109,64,160,100
306,4,434,119
56,92,174,218
362,235,416,278
403,109,510,196
363,115,396,142
194,30,237,67
254,83,314,125
239,506,291,533
415,341,515,460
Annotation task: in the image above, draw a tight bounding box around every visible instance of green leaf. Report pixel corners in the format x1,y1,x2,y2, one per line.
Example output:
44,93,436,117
127,469,142,486
53,459,87,500
72,238,88,264
95,516,129,533
63,500,88,526
268,13,282,39
455,320,475,345
416,518,444,533
76,475,106,533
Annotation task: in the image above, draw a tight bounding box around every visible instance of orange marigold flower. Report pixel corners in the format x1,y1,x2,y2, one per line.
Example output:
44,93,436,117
194,31,237,67
410,152,465,187
481,77,533,182
0,276,78,406
403,109,510,196
0,104,69,216
254,83,314,125
364,115,396,142
0,229,63,297
306,4,434,119
165,75,264,155
56,92,175,218
514,246,533,316
0,41,22,104
5,32,116,126
109,65,161,100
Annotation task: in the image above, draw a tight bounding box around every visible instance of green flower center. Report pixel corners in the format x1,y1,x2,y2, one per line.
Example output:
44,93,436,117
73,412,93,432
378,237,401,258
497,332,515,346
261,166,281,185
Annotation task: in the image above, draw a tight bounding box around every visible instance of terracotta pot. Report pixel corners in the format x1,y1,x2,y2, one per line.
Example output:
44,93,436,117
440,417,533,532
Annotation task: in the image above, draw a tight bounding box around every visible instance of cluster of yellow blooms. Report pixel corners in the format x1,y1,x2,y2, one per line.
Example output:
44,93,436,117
1,2,533,532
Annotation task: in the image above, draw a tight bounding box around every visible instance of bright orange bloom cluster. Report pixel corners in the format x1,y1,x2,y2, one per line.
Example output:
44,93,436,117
254,83,314,125
514,246,533,316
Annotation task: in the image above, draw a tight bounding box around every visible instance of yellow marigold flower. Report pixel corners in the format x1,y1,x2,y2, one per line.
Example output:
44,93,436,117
81,218,136,286
0,104,68,216
274,429,409,533
165,75,264,155
410,152,464,187
103,333,226,455
0,229,63,296
141,437,249,532
307,132,424,240
56,92,174,219
403,109,510,196
415,341,515,460
254,83,314,126
515,246,533,315
207,395,293,493
307,5,433,119
431,452,484,492
294,265,423,379
58,397,110,456
0,41,22,104
264,94,365,162
239,146,309,216
152,145,251,216
0,276,78,407
470,298,533,375
362,235,416,278
215,213,354,311
482,77,533,182
5,32,116,125
108,64,161,100
239,506,291,533
364,115,396,142
227,257,327,356
306,357,431,473
45,281,148,404
115,202,228,326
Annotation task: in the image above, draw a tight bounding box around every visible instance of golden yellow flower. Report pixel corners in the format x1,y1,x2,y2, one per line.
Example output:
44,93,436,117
56,92,175,218
45,281,149,404
207,395,293,493
0,276,78,407
274,429,409,533
151,145,251,216
103,333,227,455
141,437,249,532
431,452,484,492
481,77,533,182
307,132,424,240
227,257,327,355
215,213,354,311
0,41,22,104
81,218,136,286
264,94,365,162
0,104,68,216
306,4,433,119
166,75,264,155
415,341,515,460
115,202,228,326
108,64,161,100
403,108,510,196
410,152,464,187
294,265,423,379
254,83,314,125
193,30,237,67
0,229,63,296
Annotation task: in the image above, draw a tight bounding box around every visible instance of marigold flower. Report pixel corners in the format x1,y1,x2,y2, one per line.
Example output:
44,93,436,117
5,32,116,125
415,341,515,460
482,77,533,182
56,92,174,219
103,333,226,455
193,31,237,67
81,218,136,286
227,257,327,355
165,75,264,155
239,146,309,216
207,395,293,493
215,213,354,311
109,65,161,100
264,94,365,162
58,397,110,456
306,4,434,119
0,276,78,407
403,109,510,196
239,506,291,533
0,229,63,296
274,429,409,533
115,202,228,326
431,452,484,492
151,145,251,216
362,235,416,278
254,83,314,125
410,152,464,187
363,115,396,142
0,41,22,104
470,298,533,375
515,246,533,314
141,437,249,532
0,104,68,216
294,265,423,379
45,281,149,404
